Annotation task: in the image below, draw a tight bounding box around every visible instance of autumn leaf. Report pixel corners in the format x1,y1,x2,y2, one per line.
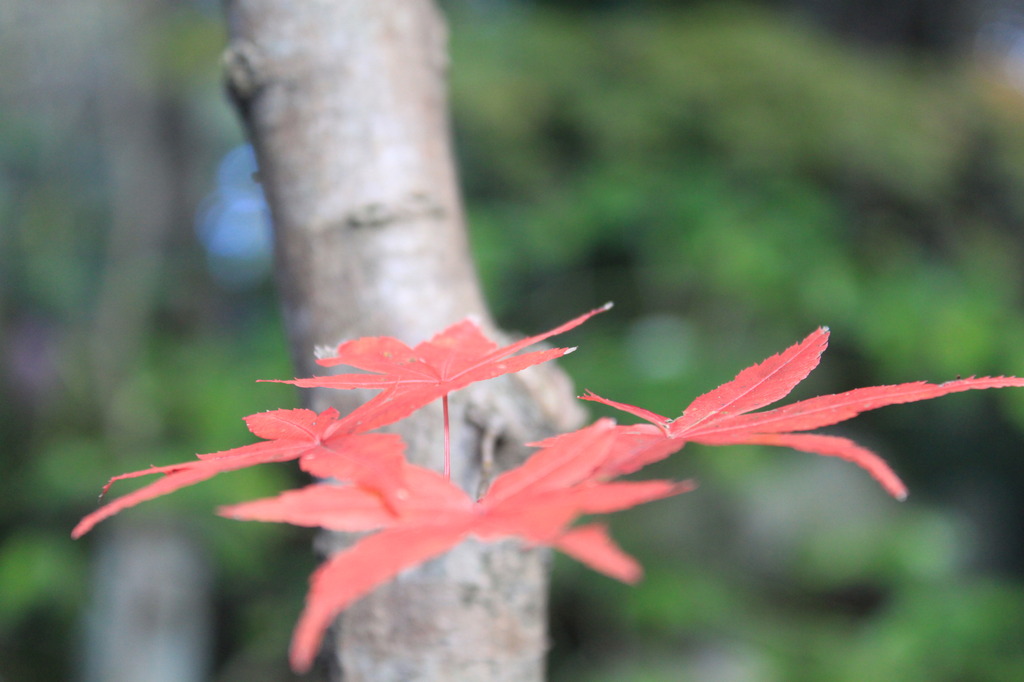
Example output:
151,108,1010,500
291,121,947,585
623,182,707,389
71,408,406,538
274,302,613,433
219,419,694,672
584,327,1024,500
74,309,1024,676
73,307,613,539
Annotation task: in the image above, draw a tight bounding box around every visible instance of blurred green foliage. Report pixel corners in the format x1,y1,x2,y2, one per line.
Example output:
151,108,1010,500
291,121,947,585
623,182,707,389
449,4,1024,680
3,1,1024,680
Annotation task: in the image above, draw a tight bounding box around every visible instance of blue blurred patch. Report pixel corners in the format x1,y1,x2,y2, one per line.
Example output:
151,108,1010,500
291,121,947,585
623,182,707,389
195,144,273,289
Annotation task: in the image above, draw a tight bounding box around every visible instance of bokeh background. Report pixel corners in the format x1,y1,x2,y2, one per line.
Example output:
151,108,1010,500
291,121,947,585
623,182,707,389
4,0,1024,680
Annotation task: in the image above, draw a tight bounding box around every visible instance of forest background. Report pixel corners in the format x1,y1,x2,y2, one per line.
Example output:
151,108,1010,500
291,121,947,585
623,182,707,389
3,0,1024,680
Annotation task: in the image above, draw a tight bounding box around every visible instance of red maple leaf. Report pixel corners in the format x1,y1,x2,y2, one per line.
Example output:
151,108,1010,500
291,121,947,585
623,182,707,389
276,303,612,434
583,327,1024,499
274,303,611,478
71,408,406,539
219,419,695,672
72,310,1024,676
73,307,611,538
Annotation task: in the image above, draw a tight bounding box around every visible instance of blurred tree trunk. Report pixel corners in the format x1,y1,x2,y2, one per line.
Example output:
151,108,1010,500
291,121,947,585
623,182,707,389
221,1,583,679
83,1,213,680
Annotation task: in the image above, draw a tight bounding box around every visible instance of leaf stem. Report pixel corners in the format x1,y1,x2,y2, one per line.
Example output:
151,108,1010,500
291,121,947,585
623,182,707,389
443,394,451,480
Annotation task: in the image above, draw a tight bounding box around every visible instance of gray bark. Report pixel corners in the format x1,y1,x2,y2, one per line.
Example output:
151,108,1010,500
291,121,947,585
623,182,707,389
221,1,583,679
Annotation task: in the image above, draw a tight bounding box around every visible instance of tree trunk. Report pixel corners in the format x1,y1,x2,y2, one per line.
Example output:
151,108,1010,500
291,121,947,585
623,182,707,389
84,1,213,679
221,1,583,679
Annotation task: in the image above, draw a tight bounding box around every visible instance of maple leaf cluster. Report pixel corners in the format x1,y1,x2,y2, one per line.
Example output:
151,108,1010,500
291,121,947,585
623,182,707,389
72,306,1024,672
